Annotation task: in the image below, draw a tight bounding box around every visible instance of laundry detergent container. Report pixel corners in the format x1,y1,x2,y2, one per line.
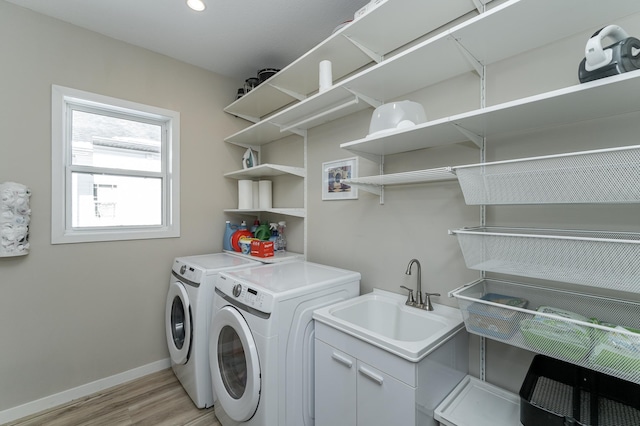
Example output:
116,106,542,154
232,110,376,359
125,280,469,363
368,100,426,137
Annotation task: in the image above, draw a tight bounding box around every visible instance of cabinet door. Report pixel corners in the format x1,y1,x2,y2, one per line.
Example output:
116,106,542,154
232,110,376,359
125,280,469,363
356,361,415,426
315,340,357,426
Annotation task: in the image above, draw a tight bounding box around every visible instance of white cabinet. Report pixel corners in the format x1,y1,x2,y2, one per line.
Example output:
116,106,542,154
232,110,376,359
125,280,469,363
314,322,468,426
315,340,414,426
355,362,414,426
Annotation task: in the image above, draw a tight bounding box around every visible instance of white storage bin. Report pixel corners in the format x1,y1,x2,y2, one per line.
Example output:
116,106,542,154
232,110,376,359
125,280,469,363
452,279,640,385
435,375,520,426
452,145,640,205
450,226,640,293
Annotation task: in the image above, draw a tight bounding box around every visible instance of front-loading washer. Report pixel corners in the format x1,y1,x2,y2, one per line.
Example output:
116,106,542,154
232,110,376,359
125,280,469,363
166,253,261,408
209,261,361,425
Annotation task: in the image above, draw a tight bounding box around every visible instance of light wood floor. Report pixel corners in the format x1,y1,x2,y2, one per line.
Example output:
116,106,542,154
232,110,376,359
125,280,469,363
5,369,220,426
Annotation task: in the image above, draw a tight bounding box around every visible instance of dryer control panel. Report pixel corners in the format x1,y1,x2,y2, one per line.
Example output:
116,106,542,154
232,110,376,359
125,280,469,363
217,275,274,314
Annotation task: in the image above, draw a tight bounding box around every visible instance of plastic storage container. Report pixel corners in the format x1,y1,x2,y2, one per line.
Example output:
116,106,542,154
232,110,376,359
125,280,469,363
520,355,640,426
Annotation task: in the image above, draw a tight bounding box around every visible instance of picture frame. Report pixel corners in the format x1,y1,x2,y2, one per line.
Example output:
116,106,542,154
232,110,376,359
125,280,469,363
322,157,358,200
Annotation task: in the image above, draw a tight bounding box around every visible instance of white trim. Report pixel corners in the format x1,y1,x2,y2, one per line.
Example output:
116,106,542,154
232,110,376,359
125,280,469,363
0,358,170,424
51,85,180,244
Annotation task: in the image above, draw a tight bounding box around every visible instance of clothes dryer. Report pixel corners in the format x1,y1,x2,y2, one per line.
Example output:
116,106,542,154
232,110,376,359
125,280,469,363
209,261,361,426
166,253,260,408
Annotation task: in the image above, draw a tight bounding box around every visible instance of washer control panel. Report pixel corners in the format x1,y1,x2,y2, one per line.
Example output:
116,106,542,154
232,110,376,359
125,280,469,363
172,259,203,284
217,275,274,314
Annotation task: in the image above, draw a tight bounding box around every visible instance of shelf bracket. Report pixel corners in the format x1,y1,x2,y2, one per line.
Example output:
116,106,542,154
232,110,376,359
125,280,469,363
451,123,483,148
287,128,307,138
277,97,359,133
344,88,383,109
471,0,488,14
230,112,260,124
267,83,307,101
343,148,383,165
449,36,484,78
342,35,384,63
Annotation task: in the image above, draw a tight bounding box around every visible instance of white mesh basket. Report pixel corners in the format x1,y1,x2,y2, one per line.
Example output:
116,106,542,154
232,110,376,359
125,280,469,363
452,145,640,205
450,227,640,293
453,279,640,385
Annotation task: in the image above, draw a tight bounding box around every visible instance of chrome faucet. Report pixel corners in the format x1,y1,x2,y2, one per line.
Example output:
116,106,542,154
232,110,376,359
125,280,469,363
405,259,424,308
402,259,440,311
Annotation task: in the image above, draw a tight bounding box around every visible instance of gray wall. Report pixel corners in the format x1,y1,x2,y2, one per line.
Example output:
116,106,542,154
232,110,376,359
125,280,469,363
0,1,244,412
2,0,640,415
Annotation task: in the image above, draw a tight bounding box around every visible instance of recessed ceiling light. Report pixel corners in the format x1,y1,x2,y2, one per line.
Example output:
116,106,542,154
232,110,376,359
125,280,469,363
186,0,206,12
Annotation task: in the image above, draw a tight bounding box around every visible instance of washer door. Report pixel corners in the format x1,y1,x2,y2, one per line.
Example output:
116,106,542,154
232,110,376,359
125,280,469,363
165,281,191,365
209,306,261,422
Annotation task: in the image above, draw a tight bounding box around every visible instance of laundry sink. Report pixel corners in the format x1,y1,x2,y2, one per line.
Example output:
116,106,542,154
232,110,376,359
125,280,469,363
313,289,465,362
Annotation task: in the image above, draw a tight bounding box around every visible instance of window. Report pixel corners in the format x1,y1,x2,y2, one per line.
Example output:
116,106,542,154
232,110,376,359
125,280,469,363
52,85,180,244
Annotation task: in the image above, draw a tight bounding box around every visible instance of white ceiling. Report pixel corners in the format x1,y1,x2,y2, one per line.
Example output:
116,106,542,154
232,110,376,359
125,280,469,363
5,0,370,82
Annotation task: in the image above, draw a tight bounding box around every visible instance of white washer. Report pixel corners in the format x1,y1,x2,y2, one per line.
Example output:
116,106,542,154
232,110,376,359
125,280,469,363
209,261,361,426
166,253,261,408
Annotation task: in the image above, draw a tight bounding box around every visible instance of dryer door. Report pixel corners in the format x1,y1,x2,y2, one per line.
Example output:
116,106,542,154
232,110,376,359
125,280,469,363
209,305,261,422
166,281,191,365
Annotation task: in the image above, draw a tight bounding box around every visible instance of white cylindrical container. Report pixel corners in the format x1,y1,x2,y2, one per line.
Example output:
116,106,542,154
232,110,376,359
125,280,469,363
319,60,333,93
0,181,31,257
252,181,260,209
258,180,272,209
238,180,253,209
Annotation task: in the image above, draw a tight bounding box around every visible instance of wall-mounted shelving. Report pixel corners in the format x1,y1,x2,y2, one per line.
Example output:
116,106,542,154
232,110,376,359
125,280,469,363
224,208,306,219
225,0,640,147
223,0,483,122
224,164,305,179
453,279,640,385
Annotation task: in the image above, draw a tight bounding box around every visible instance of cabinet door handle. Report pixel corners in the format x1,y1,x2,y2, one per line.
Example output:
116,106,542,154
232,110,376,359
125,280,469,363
358,366,384,385
331,352,353,368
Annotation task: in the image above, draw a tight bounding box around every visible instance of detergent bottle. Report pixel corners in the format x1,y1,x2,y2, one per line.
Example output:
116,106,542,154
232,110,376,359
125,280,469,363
276,221,287,253
223,221,237,251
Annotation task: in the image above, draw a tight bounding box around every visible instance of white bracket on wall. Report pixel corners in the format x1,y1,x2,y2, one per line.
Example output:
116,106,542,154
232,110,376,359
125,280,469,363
230,112,260,124
449,36,484,79
471,0,491,13
267,83,307,102
344,88,383,109
451,123,483,148
277,97,360,134
342,35,384,63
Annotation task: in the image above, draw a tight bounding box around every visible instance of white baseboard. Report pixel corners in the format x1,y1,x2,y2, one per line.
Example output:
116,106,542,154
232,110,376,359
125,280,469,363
0,358,171,425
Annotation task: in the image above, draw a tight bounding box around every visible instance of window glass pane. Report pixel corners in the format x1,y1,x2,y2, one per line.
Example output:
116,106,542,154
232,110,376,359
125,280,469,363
71,172,162,227
71,110,162,172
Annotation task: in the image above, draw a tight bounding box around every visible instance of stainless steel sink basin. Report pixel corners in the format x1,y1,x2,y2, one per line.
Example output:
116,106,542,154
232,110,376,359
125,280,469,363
313,289,465,362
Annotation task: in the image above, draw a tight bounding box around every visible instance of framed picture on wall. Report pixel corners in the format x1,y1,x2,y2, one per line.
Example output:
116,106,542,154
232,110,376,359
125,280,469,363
322,157,358,201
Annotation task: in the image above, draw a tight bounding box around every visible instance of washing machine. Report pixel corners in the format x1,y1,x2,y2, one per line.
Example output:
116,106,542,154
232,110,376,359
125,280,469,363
209,261,361,426
166,253,261,408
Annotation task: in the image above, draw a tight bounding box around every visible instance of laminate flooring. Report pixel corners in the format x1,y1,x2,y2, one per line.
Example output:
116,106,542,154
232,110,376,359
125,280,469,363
5,369,220,426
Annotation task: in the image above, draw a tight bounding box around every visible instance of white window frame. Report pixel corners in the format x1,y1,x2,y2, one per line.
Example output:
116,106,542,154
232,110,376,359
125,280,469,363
51,85,180,244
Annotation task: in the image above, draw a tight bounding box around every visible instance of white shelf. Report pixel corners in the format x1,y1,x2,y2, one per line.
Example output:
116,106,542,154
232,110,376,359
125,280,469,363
224,249,304,264
342,69,640,156
228,0,640,147
224,208,306,218
223,0,482,121
224,164,306,179
450,226,640,293
453,278,640,385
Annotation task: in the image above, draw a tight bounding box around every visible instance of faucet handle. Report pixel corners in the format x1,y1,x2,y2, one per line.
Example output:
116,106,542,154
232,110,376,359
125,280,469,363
423,292,441,311
399,286,416,306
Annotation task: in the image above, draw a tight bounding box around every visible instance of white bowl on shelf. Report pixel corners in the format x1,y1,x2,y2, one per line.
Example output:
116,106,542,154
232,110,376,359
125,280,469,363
368,101,426,138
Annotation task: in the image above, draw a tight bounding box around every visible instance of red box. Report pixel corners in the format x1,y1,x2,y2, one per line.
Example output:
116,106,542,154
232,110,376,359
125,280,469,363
251,240,274,258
